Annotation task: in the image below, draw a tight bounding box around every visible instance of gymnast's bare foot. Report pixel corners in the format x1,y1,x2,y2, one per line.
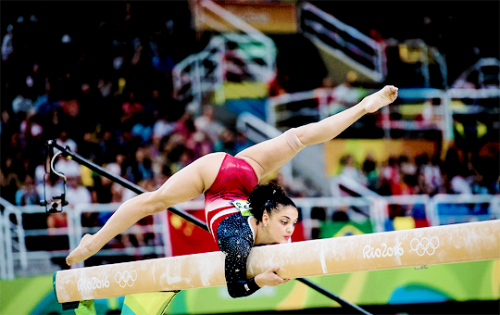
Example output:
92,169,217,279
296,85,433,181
363,85,398,113
66,234,99,265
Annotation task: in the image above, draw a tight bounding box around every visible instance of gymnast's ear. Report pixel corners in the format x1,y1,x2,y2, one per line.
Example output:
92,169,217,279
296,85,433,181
262,211,270,226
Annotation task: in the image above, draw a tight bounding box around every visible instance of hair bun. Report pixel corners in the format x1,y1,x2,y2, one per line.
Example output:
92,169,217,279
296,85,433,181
247,181,294,222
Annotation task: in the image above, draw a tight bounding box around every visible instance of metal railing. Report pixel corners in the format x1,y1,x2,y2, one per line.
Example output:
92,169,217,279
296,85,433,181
0,207,6,279
172,0,277,113
267,87,500,140
0,201,169,279
299,2,387,83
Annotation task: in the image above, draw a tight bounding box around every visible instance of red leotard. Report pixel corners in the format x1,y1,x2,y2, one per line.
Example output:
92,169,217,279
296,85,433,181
204,154,258,240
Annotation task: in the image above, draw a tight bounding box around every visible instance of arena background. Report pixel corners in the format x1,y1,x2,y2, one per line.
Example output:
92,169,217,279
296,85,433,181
1,1,499,315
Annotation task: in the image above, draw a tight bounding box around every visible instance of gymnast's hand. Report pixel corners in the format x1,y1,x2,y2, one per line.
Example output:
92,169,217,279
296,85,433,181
254,266,291,287
66,234,101,265
363,85,398,113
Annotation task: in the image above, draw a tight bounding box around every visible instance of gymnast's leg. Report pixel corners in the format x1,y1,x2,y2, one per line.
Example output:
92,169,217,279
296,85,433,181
236,85,398,180
66,152,226,265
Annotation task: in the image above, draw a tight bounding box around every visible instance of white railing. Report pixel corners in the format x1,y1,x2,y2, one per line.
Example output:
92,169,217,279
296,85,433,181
299,2,387,83
267,87,450,138
452,58,500,89
267,87,500,140
198,0,276,77
430,194,500,226
2,194,499,279
173,0,277,113
0,207,6,279
0,201,169,279
70,203,168,269
172,36,225,112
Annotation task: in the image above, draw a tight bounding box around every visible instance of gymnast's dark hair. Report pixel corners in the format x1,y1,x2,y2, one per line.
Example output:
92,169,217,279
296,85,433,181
247,181,296,222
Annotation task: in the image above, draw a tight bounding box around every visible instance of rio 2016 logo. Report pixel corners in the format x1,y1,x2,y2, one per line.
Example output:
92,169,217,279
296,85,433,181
77,276,110,291
362,242,404,259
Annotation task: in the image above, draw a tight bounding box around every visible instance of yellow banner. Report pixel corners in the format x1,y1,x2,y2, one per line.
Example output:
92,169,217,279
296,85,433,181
324,139,437,176
199,0,298,34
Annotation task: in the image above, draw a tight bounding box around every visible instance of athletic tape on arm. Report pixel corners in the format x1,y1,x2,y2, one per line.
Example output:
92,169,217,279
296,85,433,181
284,128,305,153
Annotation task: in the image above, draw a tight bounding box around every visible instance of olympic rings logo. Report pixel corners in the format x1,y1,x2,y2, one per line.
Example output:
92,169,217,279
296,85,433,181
114,270,138,288
410,236,440,256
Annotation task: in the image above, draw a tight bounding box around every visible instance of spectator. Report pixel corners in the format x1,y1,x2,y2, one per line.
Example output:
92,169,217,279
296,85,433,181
450,169,473,195
19,110,43,151
194,105,226,144
154,164,172,190
422,154,442,196
413,168,432,195
56,130,77,152
131,111,154,144
173,110,196,140
1,24,14,61
362,153,379,191
213,129,237,155
339,154,366,185
120,90,144,128
54,154,81,179
34,155,50,186
1,156,22,204
97,72,114,100
78,130,104,164
8,131,24,162
12,93,35,115
186,130,213,160
379,156,400,196
151,45,176,74
328,71,365,115
144,88,164,115
129,146,154,183
167,145,194,174
15,174,40,206
234,131,252,154
65,175,92,207
398,155,417,179
1,109,17,143
152,111,175,147
98,129,122,164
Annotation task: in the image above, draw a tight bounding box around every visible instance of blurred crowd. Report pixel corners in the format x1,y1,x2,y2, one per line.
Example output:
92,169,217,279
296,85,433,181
338,149,499,197
1,2,498,256
0,2,255,252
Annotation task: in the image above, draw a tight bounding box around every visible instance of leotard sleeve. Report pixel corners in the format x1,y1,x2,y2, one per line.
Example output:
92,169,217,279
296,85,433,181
218,236,261,297
216,213,260,298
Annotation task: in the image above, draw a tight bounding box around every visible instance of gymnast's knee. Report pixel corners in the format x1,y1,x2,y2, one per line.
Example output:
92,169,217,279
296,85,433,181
283,128,306,153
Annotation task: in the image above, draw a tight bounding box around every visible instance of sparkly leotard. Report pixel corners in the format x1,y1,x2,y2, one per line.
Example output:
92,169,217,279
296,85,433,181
204,154,261,297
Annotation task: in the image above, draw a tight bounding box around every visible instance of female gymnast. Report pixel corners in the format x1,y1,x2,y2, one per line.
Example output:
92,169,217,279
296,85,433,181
66,85,398,297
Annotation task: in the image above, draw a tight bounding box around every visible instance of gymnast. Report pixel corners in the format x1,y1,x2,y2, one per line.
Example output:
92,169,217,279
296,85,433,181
66,85,398,297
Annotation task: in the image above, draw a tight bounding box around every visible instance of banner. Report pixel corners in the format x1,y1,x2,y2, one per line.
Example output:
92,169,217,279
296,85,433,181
167,211,219,256
198,1,298,34
319,220,373,238
324,139,437,176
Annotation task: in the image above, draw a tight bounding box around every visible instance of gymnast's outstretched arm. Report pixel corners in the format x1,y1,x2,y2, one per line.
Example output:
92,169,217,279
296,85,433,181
236,85,398,179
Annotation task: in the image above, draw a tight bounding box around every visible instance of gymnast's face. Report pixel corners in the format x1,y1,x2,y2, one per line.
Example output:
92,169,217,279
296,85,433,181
262,205,299,244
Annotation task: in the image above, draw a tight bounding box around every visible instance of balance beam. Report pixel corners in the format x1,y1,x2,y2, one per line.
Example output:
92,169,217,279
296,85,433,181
55,219,500,303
